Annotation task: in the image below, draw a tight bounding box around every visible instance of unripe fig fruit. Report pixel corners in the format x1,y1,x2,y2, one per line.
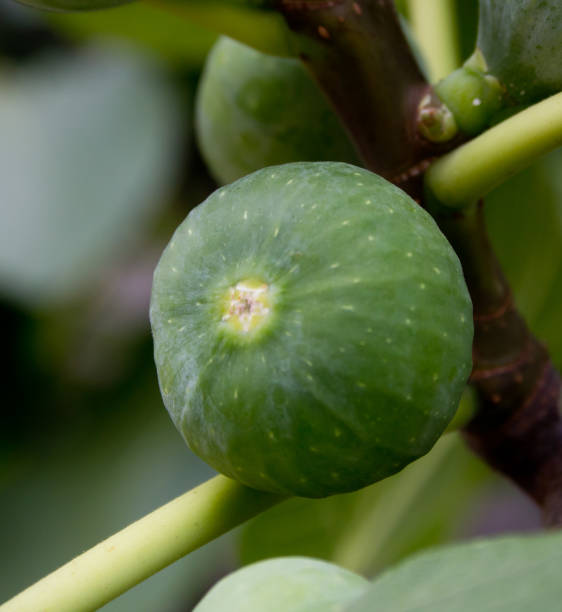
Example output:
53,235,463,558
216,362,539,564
195,37,359,185
150,162,473,498
193,557,368,612
477,0,562,105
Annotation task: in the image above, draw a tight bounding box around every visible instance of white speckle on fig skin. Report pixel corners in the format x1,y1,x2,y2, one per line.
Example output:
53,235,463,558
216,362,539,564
368,235,374,241
406,252,413,258
178,326,186,332
188,228,193,235
385,338,392,344
243,210,248,220
433,267,441,275
388,208,395,214
419,283,426,289
330,262,340,269
286,179,294,185
405,318,412,325
341,305,355,311
460,314,466,323
365,199,371,205
273,227,279,237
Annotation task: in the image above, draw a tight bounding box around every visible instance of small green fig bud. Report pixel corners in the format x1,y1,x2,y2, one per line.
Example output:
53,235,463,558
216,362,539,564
434,51,504,136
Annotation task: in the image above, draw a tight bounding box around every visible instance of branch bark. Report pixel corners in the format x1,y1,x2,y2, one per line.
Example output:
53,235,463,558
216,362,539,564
275,0,461,190
437,204,562,526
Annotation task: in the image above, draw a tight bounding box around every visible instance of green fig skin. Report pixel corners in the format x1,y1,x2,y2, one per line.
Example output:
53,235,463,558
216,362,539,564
193,557,369,612
195,37,359,185
478,0,562,105
150,162,473,498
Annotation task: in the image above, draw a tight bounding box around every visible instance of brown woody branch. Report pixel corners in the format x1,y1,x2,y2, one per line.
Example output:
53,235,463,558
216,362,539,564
275,0,460,190
438,204,562,526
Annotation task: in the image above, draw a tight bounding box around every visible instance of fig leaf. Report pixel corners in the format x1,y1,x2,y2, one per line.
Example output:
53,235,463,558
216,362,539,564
193,557,368,612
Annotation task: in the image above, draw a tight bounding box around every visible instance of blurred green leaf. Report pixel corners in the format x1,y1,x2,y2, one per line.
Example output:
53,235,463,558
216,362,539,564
485,148,562,366
239,432,491,577
0,378,229,612
0,43,184,307
347,530,562,612
49,3,216,68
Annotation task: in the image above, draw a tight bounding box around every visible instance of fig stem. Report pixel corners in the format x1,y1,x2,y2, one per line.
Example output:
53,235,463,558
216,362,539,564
407,0,460,81
0,476,284,612
437,203,562,526
425,92,562,208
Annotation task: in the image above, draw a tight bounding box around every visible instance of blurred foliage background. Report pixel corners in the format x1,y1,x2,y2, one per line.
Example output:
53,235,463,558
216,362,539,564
1,0,559,609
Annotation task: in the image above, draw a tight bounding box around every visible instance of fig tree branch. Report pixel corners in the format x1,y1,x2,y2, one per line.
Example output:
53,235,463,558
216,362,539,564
437,204,562,526
425,92,562,208
0,476,283,612
275,0,460,185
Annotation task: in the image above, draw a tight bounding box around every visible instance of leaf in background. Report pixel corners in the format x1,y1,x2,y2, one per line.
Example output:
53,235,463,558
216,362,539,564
0,43,184,307
0,378,230,612
485,148,562,366
347,530,562,612
48,3,217,69
239,431,491,577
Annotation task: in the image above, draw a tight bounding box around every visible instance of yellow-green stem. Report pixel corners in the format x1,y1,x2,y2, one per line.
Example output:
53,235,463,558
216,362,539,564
425,92,562,208
0,476,283,612
408,0,460,81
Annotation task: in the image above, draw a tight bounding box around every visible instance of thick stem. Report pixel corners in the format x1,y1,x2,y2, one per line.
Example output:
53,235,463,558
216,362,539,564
275,0,459,190
426,92,562,208
0,476,283,612
438,205,562,525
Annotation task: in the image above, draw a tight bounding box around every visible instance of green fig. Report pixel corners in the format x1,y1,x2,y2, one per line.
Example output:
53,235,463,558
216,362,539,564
150,162,473,498
193,557,368,612
477,0,562,104
195,36,359,185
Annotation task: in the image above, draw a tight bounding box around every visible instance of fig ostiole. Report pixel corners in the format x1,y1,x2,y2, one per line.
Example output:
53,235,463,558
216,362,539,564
150,162,473,498
193,557,369,612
